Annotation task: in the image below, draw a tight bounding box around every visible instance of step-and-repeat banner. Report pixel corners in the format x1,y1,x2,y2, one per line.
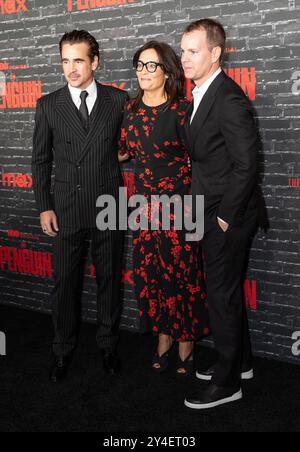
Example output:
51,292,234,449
0,0,299,364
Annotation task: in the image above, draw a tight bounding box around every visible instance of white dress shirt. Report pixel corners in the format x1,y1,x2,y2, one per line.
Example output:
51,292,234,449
190,67,222,123
68,79,97,115
190,68,228,227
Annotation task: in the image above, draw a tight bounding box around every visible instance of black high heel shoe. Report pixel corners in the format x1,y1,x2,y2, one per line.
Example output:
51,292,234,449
152,342,173,374
176,349,194,377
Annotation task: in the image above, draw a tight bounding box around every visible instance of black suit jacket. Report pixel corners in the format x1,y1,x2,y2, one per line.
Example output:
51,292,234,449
32,82,129,228
185,71,259,231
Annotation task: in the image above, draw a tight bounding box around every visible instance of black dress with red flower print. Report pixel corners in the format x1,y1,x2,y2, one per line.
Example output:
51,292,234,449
119,98,209,342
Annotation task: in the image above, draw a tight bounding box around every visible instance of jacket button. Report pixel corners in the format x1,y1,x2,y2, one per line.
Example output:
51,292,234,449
77,184,81,190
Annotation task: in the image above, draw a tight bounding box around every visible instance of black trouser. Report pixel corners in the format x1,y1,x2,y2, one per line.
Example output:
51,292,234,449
51,227,124,357
201,215,257,388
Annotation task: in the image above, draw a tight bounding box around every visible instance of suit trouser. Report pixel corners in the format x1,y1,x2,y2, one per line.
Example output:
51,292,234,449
52,227,124,357
201,215,257,388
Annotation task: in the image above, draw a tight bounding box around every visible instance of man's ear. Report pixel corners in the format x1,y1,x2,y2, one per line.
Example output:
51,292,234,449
92,56,99,71
211,46,222,64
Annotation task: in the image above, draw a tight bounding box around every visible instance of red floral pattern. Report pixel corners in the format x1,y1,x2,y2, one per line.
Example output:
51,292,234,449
119,99,209,342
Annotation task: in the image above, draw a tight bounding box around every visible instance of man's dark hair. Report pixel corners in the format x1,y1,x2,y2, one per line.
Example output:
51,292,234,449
59,30,100,63
184,19,226,60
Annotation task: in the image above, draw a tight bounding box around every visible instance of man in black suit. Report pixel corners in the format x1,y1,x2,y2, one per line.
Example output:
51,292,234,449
181,19,259,409
32,30,129,382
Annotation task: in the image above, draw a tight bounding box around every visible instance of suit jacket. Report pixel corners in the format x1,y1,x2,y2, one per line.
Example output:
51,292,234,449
185,71,259,231
32,82,129,228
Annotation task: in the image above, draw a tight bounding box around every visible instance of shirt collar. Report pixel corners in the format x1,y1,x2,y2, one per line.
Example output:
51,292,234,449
192,68,222,96
68,79,97,100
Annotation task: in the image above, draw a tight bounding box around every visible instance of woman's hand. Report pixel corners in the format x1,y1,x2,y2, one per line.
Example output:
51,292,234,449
118,150,130,162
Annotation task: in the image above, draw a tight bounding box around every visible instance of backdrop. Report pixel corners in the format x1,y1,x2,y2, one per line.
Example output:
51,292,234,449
0,0,300,364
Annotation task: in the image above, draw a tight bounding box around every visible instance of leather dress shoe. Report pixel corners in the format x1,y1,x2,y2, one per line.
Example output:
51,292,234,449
102,350,121,375
49,355,71,383
184,383,243,410
196,365,254,381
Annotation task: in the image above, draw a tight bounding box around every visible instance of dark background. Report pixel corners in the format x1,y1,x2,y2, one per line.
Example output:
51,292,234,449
0,0,300,364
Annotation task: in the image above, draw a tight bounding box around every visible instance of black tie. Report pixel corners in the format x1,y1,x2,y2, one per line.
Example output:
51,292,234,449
79,91,89,130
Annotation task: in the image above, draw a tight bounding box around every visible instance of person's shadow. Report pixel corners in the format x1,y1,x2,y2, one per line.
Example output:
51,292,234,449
222,47,270,237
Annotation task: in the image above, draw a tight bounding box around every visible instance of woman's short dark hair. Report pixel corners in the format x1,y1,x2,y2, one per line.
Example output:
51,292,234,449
184,19,226,61
59,30,100,63
132,41,185,112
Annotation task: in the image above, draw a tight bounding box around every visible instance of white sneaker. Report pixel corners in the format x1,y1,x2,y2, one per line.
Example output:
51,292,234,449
184,385,243,410
196,367,254,381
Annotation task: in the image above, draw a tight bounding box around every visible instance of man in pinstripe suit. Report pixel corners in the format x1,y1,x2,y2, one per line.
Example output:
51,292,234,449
32,30,129,382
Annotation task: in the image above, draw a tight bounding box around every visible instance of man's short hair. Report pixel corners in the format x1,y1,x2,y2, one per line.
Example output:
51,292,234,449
184,19,226,60
59,30,100,63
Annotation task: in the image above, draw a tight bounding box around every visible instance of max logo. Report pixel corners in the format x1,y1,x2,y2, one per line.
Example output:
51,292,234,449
0,332,6,356
1,173,32,188
0,0,28,14
291,71,300,95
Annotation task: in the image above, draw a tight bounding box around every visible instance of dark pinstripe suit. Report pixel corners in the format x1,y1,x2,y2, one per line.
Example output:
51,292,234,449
32,81,129,357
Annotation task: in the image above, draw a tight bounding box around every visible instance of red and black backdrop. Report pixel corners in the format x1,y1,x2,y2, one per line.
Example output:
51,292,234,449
0,0,300,364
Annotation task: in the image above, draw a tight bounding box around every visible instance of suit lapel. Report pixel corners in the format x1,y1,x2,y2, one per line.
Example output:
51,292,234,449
184,100,194,145
76,82,113,163
56,85,87,143
187,71,227,153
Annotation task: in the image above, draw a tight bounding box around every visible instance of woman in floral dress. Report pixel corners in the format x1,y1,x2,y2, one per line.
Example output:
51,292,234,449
119,41,209,376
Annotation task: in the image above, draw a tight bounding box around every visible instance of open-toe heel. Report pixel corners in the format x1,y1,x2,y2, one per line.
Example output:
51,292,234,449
152,342,173,374
176,350,194,378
